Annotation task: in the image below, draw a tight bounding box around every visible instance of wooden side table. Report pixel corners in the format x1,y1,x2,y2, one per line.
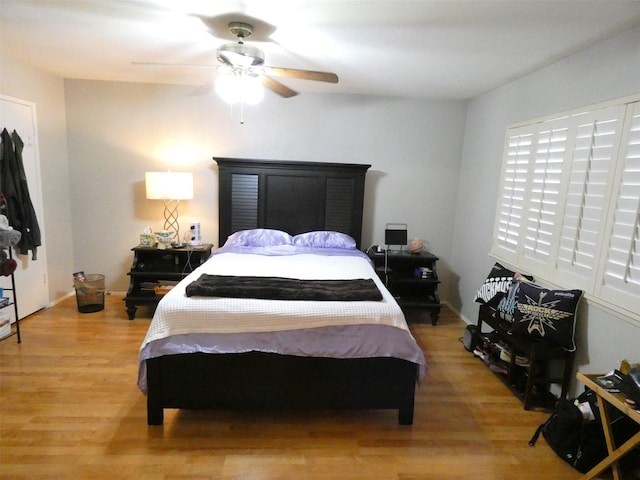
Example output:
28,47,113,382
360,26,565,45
478,304,573,410
124,244,213,319
576,372,640,480
367,250,442,325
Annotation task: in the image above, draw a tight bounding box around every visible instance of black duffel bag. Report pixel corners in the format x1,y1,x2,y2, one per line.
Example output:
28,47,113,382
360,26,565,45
530,388,640,474
529,389,607,473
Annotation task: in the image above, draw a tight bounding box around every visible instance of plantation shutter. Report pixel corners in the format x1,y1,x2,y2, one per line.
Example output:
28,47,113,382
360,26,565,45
598,101,640,313
554,106,625,289
492,125,535,261
520,117,571,271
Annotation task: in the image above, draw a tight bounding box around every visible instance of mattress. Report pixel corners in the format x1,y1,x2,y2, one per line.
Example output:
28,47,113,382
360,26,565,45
137,246,427,393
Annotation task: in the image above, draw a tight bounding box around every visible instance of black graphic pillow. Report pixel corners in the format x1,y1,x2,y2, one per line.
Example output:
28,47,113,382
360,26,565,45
474,263,533,308
510,282,582,351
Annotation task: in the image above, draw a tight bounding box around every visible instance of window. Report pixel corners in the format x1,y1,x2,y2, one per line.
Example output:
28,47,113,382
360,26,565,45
491,95,640,324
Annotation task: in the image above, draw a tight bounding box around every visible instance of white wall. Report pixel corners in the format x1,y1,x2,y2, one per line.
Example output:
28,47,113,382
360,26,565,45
0,52,75,302
451,26,640,390
63,80,467,295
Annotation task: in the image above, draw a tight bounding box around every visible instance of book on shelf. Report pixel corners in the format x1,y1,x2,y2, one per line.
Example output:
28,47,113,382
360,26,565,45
153,285,175,296
140,280,178,291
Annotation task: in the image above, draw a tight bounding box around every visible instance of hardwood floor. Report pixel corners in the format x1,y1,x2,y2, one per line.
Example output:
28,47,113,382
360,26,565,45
0,295,586,479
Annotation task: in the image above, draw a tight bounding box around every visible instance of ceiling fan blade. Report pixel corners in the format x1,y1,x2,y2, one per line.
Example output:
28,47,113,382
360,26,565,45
260,75,298,98
132,61,216,68
263,67,338,83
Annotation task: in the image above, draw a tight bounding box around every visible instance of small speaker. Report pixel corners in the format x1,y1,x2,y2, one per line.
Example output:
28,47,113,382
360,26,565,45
385,223,407,246
189,222,202,246
462,325,479,352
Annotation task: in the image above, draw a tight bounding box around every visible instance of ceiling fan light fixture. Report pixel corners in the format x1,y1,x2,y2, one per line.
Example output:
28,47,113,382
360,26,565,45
216,68,264,105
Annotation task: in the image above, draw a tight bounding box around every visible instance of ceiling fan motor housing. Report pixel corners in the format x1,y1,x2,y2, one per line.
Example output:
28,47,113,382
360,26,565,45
216,43,265,67
217,22,265,67
228,22,254,39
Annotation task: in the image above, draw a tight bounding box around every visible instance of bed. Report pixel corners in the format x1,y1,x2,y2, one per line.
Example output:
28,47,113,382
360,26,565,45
137,158,427,425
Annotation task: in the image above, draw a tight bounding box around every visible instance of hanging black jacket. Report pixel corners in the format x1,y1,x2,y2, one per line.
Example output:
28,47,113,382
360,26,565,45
0,128,41,260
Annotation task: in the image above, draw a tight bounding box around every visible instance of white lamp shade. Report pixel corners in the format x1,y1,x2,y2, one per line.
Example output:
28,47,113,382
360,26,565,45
145,172,194,200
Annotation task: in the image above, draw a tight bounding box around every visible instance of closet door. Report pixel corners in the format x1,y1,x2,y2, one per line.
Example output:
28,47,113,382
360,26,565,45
0,95,49,320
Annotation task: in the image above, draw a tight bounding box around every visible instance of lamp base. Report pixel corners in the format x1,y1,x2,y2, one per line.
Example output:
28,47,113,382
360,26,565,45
162,199,181,241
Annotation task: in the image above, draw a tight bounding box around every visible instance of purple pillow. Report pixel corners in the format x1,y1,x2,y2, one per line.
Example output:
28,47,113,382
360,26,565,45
224,229,292,247
292,231,356,249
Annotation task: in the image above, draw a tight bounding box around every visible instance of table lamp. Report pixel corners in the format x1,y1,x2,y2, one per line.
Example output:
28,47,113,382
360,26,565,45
145,171,194,241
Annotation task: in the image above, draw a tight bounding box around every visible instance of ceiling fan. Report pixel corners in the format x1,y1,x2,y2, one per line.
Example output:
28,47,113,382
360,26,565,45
216,21,339,99
135,21,338,99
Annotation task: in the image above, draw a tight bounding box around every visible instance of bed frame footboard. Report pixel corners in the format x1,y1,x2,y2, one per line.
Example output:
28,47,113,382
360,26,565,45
146,352,418,426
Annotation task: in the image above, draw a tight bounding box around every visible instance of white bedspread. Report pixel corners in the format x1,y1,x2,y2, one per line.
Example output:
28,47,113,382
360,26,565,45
138,250,427,393
142,252,409,342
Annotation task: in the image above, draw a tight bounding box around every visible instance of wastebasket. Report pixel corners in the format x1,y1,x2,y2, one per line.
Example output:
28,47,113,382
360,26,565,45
74,274,105,313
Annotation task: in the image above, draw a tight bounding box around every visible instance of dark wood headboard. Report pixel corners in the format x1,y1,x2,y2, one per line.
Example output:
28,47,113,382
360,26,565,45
215,157,371,248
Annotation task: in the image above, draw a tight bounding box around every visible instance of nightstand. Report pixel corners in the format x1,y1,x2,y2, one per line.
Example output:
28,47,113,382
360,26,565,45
368,249,442,325
124,244,213,320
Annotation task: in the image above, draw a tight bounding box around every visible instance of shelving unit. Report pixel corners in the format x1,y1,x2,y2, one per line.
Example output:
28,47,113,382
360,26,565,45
0,249,21,343
124,244,213,320
368,250,441,325
476,304,574,410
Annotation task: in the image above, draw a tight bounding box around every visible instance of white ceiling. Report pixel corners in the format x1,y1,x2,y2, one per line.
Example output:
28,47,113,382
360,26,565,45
1,0,640,100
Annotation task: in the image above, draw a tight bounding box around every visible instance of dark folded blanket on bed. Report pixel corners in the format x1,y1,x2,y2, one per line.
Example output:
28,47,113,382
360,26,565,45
185,274,383,301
